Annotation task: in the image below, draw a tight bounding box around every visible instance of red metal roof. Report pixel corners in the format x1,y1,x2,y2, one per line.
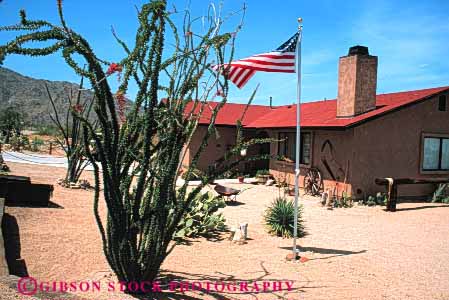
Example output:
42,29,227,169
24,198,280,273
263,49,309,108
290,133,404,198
188,86,449,128
184,101,275,127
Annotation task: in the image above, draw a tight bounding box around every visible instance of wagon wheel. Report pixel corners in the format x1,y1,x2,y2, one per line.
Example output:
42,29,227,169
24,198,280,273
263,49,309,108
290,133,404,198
303,168,323,196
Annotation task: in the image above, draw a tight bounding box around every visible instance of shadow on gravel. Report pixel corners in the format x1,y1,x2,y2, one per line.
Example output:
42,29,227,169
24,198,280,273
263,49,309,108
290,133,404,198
394,204,449,212
127,261,326,300
280,246,367,261
1,213,28,277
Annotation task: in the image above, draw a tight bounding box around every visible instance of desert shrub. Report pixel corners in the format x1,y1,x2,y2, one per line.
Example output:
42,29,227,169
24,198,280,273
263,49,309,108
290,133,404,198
358,192,386,206
333,192,353,208
30,137,45,152
175,192,226,239
0,106,25,143
432,184,449,204
9,134,29,151
375,192,387,206
264,197,305,238
35,125,60,137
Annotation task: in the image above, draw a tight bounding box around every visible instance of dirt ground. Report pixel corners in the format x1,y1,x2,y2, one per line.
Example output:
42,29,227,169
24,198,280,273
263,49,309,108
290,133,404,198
1,162,449,300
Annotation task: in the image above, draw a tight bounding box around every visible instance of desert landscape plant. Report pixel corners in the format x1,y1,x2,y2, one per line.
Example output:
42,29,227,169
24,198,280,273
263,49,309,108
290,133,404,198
333,192,353,208
30,136,45,152
0,0,272,287
264,197,305,238
9,133,29,152
358,192,387,206
45,78,95,184
0,105,25,143
432,184,449,204
175,191,226,239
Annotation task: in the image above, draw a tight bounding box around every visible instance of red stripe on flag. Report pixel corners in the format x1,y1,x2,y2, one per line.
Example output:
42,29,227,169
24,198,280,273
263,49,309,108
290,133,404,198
237,70,256,88
229,64,296,73
237,59,295,67
227,66,239,79
230,68,246,85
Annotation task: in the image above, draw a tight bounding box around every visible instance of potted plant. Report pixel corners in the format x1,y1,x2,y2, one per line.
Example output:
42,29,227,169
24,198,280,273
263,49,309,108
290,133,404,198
236,172,245,183
256,169,271,184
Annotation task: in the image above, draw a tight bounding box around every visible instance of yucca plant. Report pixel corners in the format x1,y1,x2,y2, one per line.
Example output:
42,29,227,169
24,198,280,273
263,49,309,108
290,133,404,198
264,197,305,238
432,184,449,204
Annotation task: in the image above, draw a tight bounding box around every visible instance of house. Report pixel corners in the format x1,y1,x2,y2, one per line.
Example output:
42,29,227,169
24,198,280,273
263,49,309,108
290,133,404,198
182,46,449,199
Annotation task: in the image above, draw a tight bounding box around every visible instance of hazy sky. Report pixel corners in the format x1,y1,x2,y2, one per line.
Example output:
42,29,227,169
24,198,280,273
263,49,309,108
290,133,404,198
1,0,448,106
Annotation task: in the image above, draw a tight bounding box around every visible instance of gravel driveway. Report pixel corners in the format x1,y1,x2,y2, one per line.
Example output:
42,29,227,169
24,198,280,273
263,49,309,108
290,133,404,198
1,162,449,300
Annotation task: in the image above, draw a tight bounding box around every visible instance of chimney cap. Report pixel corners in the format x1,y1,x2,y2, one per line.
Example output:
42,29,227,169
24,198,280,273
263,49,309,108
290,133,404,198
348,45,369,56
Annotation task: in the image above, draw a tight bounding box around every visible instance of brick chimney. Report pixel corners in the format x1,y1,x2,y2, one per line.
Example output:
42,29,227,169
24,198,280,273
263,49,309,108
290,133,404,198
337,45,378,117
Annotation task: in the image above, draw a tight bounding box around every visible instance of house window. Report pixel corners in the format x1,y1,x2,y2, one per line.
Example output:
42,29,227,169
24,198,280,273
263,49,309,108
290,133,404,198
422,137,449,171
278,132,311,164
439,95,447,111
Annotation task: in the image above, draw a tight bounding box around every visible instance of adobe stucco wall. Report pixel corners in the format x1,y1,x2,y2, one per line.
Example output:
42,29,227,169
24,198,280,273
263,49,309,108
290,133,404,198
182,125,270,173
267,93,449,198
182,125,238,172
184,93,448,198
350,92,449,198
267,128,355,196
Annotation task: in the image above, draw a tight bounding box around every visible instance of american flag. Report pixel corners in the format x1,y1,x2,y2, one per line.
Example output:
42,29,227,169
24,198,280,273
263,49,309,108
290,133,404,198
213,31,301,89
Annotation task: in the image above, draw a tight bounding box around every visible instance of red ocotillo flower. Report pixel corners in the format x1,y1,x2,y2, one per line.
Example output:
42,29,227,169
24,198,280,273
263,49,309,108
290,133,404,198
72,104,83,113
106,63,123,76
215,88,224,97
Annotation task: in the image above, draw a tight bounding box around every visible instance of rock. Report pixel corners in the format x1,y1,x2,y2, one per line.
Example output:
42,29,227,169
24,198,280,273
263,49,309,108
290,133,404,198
285,252,309,263
285,253,298,261
230,223,248,244
70,183,81,189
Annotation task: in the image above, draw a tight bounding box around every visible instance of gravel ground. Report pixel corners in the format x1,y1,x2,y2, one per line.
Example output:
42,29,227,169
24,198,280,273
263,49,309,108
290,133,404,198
2,162,449,300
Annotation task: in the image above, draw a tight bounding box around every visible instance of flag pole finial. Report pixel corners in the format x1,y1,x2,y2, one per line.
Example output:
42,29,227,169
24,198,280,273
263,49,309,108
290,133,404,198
297,17,303,23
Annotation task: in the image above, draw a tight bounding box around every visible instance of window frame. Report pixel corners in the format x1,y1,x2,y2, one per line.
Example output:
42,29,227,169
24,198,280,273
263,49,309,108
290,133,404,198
277,131,312,166
420,133,449,174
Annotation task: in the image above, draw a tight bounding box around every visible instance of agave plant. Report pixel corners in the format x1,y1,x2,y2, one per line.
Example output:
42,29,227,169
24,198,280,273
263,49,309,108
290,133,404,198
432,184,449,204
264,197,305,238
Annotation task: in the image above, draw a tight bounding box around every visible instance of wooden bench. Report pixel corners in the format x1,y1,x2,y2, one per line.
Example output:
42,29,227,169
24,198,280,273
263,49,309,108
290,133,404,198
375,178,449,212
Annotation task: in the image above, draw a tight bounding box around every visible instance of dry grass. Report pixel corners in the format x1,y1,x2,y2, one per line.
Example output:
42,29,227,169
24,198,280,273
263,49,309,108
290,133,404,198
2,162,449,299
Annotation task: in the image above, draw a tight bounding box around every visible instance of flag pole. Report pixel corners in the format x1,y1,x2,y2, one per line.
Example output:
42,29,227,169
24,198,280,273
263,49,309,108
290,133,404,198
292,18,303,259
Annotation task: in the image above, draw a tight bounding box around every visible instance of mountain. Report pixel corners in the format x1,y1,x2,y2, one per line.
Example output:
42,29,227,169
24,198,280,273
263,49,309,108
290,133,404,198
0,67,128,126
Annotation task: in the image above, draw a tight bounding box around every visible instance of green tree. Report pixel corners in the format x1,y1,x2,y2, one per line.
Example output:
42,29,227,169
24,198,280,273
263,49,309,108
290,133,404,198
0,106,25,143
0,0,270,289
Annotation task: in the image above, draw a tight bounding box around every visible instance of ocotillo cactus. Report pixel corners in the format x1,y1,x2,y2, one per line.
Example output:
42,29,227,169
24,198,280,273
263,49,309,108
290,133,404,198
45,76,95,184
0,0,273,286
